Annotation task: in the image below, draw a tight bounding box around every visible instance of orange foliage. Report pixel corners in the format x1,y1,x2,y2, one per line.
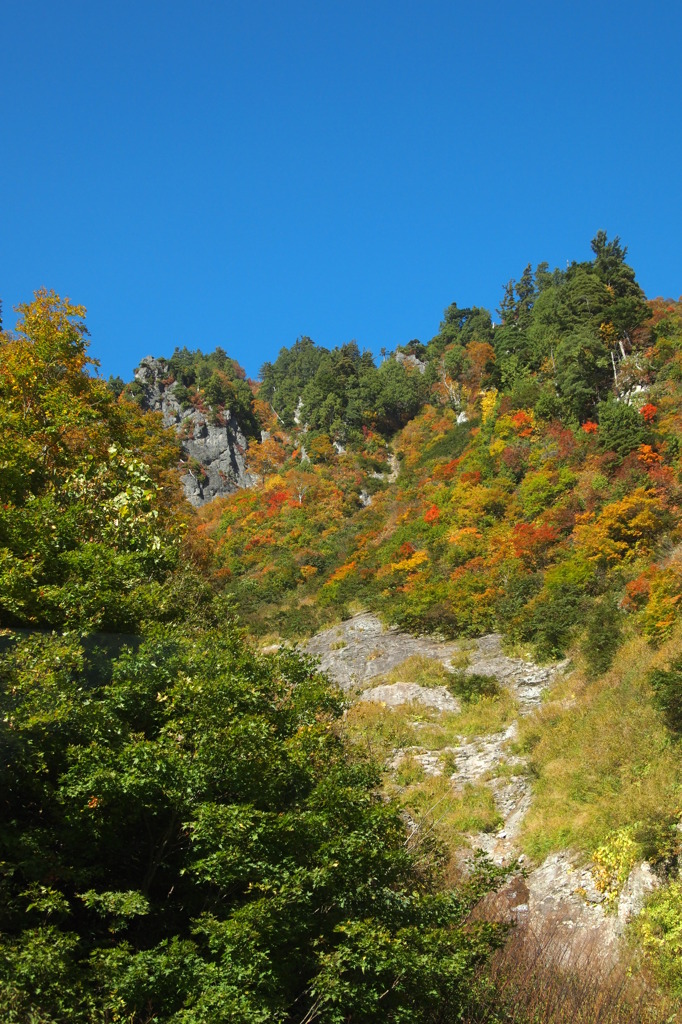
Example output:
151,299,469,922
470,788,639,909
637,444,662,466
511,522,559,564
252,397,278,431
510,410,534,437
460,470,482,485
464,340,496,393
433,458,461,481
246,437,288,482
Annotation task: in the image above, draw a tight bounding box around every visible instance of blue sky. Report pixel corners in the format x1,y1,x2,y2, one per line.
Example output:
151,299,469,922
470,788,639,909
2,0,681,381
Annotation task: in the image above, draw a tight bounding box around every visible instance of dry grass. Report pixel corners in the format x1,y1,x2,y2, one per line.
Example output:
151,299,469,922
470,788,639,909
344,688,518,761
516,631,682,862
460,921,682,1023
343,701,422,761
397,773,502,850
343,692,511,853
371,653,464,687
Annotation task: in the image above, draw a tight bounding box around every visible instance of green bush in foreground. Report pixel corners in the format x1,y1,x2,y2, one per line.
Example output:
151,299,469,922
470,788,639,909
0,624,505,1023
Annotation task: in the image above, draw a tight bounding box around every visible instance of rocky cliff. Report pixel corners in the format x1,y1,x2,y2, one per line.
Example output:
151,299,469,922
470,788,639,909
134,356,256,506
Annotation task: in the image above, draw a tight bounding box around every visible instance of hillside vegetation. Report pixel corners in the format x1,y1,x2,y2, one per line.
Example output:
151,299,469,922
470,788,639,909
196,234,682,670
3,231,682,1020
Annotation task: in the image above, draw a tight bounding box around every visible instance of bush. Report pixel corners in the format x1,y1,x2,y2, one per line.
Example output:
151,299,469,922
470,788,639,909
632,881,682,997
0,626,507,1023
447,669,500,703
580,595,623,678
648,656,682,735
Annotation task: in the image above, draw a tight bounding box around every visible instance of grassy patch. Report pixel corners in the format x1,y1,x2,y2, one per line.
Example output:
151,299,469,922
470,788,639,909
371,654,458,688
343,701,420,761
449,690,518,738
393,753,428,787
516,632,682,863
399,775,502,849
344,688,518,760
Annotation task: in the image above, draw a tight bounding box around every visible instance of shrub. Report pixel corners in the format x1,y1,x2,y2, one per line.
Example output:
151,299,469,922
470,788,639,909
647,656,682,735
580,594,623,678
447,669,500,703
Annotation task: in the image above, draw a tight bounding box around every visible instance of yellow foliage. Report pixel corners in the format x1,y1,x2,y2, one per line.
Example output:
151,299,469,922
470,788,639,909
390,549,429,573
590,827,638,911
600,320,617,345
574,487,667,565
480,388,499,424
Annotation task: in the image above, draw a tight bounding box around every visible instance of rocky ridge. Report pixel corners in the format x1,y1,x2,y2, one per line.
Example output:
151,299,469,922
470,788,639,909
305,612,659,964
134,356,256,506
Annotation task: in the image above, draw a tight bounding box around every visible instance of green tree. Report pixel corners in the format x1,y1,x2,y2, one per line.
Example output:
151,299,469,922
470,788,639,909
590,231,649,343
0,291,183,630
0,626,505,1023
555,326,611,421
597,396,645,457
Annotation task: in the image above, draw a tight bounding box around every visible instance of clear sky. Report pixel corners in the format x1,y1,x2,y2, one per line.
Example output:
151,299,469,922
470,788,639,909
2,0,681,381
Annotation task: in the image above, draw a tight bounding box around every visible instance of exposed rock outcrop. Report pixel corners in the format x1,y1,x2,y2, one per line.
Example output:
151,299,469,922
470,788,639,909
395,350,426,374
134,356,256,506
304,612,559,709
359,681,460,712
304,611,657,966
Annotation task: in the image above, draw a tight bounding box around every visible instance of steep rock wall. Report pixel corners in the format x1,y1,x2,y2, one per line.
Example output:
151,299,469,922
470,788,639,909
134,356,256,506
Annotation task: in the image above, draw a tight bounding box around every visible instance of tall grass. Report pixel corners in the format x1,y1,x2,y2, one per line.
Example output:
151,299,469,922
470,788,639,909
458,922,681,1023
516,630,682,863
344,686,517,760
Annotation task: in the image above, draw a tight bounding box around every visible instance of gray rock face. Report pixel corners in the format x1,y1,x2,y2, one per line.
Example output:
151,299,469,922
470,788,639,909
304,612,562,709
395,351,426,374
359,682,460,712
134,356,257,506
304,613,462,692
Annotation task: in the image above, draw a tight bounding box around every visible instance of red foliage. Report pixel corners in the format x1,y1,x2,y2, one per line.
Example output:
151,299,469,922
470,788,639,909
266,490,289,511
581,421,598,434
424,505,440,524
460,470,482,485
433,458,461,481
398,542,416,558
622,572,652,611
500,445,525,476
545,422,577,460
450,557,485,581
511,410,534,437
646,463,676,492
640,403,658,423
511,522,559,564
548,501,579,535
